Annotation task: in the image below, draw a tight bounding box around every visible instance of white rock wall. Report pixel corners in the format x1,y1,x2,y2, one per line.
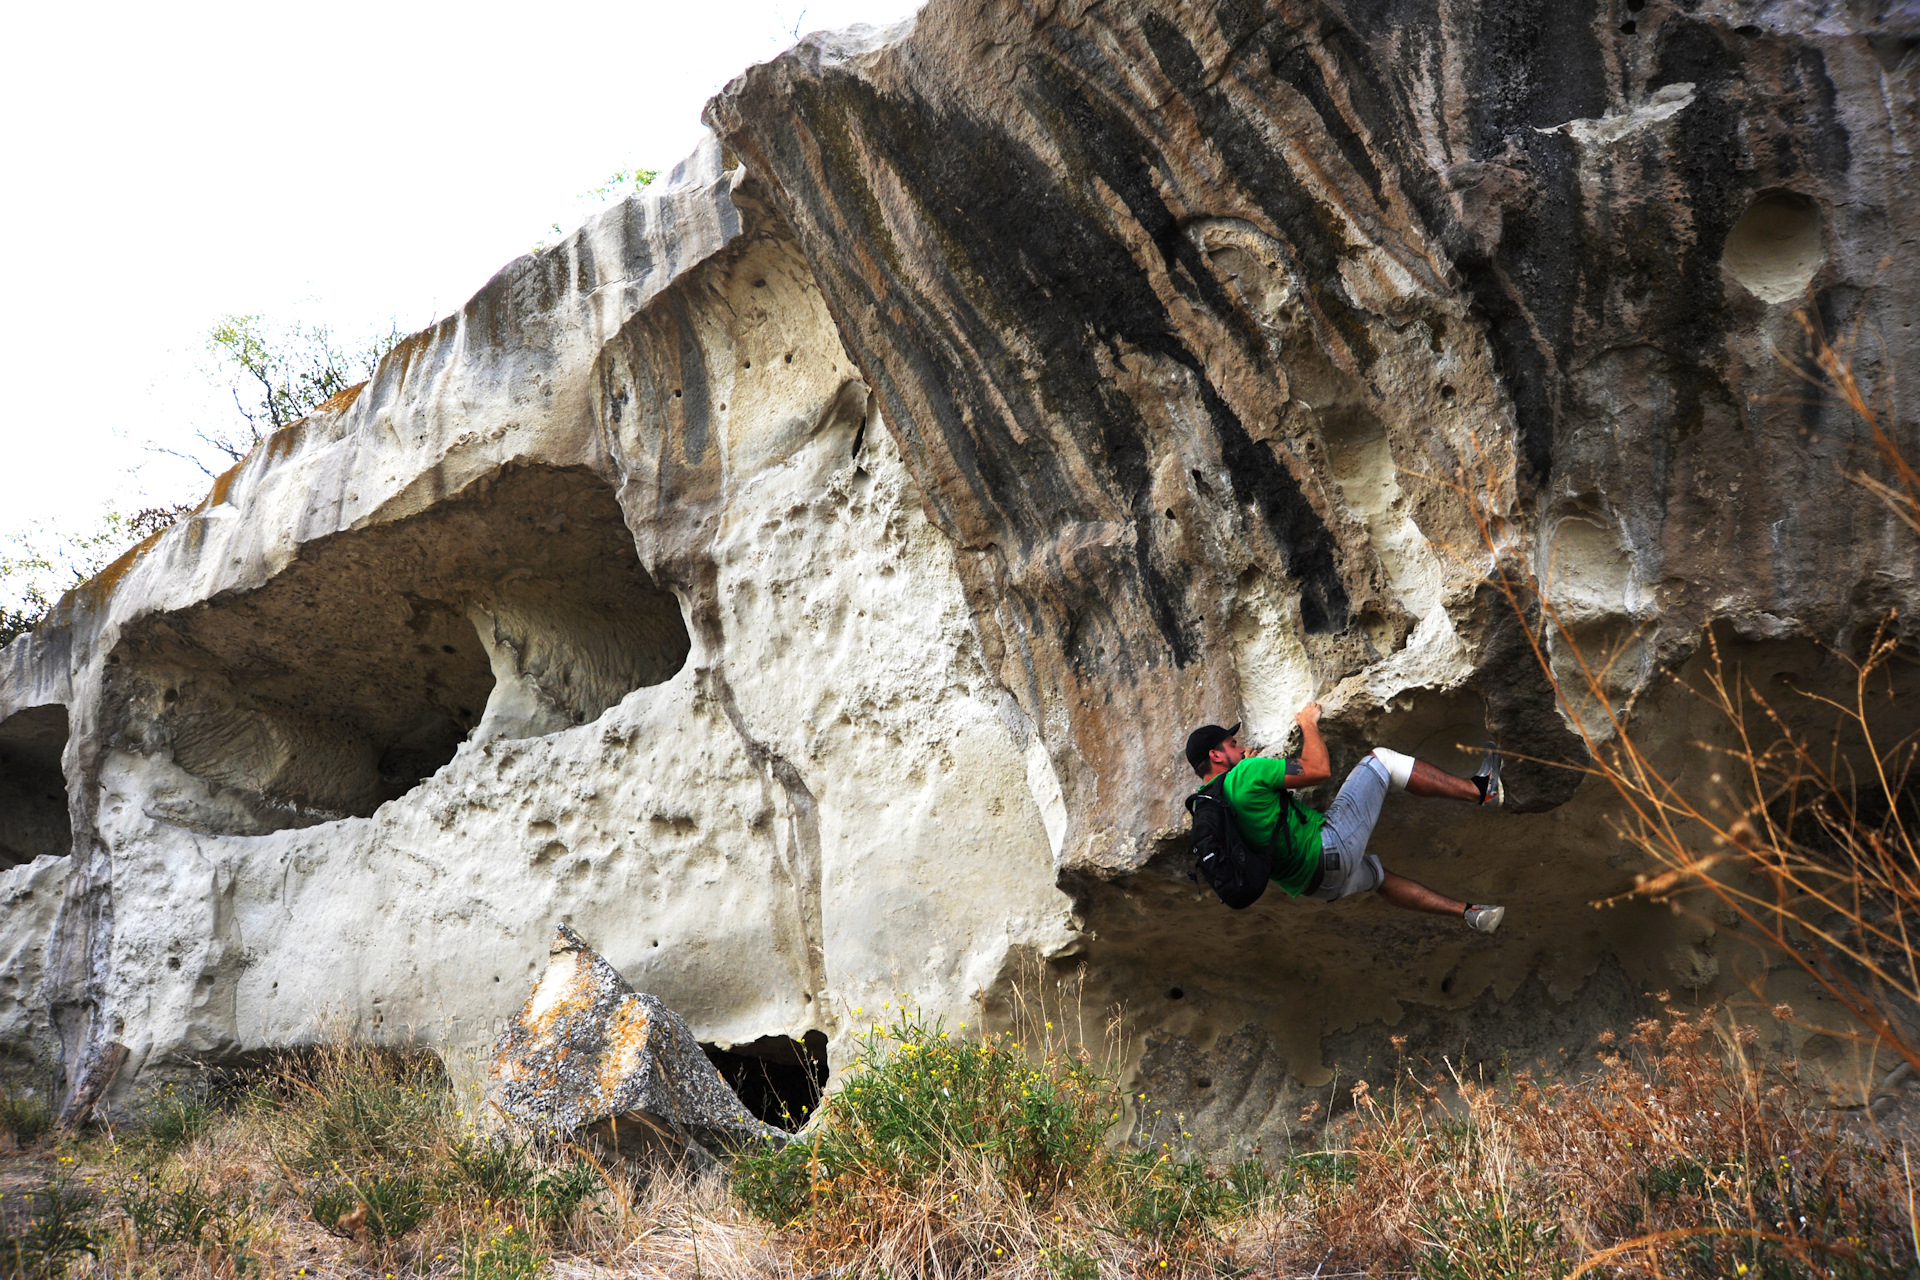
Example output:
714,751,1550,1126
0,138,1073,1106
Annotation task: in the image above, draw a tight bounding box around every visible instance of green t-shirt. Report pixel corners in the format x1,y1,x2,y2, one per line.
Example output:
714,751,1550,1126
1213,757,1325,898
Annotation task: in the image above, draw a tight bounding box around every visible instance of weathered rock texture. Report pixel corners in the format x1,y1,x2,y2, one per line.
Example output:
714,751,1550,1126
490,924,778,1144
1,0,1916,1156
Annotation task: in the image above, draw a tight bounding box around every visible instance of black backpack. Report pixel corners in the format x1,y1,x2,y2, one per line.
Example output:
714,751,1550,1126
1184,777,1272,909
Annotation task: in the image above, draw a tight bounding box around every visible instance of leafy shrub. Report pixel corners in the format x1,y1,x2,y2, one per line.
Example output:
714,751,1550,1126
1111,1152,1272,1240
1415,1193,1566,1280
459,1220,546,1280
443,1135,536,1202
734,1010,1266,1274
121,1173,223,1246
1638,1155,1710,1203
265,1043,449,1177
137,1081,217,1156
0,1084,53,1149
528,1159,601,1229
1280,1150,1358,1190
1,1173,98,1278
307,1172,430,1243
1039,1243,1099,1280
734,1011,1115,1222
245,1042,449,1255
116,1170,260,1274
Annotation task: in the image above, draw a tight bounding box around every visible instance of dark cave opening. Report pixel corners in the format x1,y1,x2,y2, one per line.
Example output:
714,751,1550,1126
111,464,691,835
702,1031,830,1130
0,704,70,869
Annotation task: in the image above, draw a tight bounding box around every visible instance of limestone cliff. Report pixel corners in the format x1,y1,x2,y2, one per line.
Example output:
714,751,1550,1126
1,0,1915,1155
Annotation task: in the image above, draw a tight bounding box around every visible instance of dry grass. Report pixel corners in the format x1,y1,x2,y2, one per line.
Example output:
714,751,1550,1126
1312,1005,1916,1278
1,1000,1915,1278
1442,307,1920,1082
8,310,1917,1279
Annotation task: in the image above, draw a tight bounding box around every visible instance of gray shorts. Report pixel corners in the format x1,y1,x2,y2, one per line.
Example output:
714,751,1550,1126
1306,755,1390,902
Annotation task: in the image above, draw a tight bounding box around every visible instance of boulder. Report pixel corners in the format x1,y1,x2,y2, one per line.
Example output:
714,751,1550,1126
1,0,1916,1157
489,924,780,1148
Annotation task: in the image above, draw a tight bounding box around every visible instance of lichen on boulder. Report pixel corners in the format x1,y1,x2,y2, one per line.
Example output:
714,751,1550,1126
488,924,779,1146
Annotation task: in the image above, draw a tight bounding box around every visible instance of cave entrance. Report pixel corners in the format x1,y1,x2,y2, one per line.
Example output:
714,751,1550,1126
702,1031,830,1130
112,464,691,835
0,705,70,869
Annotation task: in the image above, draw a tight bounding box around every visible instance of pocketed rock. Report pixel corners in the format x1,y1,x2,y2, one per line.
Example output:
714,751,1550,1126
489,924,779,1144
2,0,1917,1161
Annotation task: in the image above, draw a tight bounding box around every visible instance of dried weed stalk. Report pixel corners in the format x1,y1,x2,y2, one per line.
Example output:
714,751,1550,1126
1448,308,1920,1076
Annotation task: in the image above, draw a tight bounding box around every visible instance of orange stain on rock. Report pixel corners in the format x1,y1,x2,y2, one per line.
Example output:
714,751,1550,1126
597,1001,654,1098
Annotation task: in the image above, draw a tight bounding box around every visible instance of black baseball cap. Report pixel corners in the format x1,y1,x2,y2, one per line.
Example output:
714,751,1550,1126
1184,722,1241,776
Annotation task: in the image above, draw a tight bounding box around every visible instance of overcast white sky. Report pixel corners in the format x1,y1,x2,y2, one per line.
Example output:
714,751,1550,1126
0,0,921,558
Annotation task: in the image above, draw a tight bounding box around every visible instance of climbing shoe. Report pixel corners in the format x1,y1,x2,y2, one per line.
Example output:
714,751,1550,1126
1464,904,1506,935
1474,744,1503,807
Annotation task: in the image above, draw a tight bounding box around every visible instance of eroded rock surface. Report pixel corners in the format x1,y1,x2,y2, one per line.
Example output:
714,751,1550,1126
490,924,777,1143
0,0,1915,1157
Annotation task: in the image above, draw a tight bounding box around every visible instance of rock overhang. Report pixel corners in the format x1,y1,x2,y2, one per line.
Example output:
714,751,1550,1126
0,0,1915,1148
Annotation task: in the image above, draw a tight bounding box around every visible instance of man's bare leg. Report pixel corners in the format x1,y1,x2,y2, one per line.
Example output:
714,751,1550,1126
1377,871,1468,918
1403,759,1482,803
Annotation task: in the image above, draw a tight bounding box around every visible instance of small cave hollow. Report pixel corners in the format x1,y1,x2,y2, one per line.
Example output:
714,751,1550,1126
1722,190,1825,304
110,464,690,835
0,704,70,869
702,1031,830,1130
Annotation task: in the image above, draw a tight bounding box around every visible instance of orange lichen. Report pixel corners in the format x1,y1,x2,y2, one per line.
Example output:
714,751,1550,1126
201,458,247,512
381,328,436,379
597,1000,654,1098
52,527,171,622
526,987,594,1035
265,419,310,465
315,380,367,417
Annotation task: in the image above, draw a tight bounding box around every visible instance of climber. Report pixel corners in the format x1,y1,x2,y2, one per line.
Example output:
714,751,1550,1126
1184,702,1506,933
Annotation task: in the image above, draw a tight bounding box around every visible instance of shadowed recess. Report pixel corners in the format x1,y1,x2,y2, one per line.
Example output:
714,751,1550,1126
0,705,70,869
702,1031,830,1130
1722,190,1825,304
106,465,689,836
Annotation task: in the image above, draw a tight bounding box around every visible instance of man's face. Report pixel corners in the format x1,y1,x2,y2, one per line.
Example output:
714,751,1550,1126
1208,734,1247,773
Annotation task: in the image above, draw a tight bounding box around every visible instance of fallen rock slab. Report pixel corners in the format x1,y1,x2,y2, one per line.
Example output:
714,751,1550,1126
488,924,781,1149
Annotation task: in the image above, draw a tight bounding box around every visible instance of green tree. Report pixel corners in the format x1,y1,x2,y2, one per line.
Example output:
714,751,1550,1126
158,315,403,478
0,506,190,646
8,152,657,648
539,166,661,247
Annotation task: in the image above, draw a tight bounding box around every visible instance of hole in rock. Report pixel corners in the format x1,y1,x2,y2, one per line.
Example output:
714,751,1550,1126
1619,19,1636,33
1167,987,1185,1001
1439,384,1456,401
111,465,689,835
0,705,70,869
702,1031,830,1130
1722,190,1825,304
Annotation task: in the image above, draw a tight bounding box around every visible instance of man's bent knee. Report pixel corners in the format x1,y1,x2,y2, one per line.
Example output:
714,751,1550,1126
1369,747,1414,790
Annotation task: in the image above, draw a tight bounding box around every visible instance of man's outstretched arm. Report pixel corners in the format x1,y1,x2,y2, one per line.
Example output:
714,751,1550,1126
1286,701,1331,788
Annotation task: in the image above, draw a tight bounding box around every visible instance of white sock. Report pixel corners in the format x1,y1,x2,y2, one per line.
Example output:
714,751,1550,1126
1370,747,1415,790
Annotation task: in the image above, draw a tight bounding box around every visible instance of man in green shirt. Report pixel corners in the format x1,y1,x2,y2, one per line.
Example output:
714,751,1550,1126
1186,702,1505,933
